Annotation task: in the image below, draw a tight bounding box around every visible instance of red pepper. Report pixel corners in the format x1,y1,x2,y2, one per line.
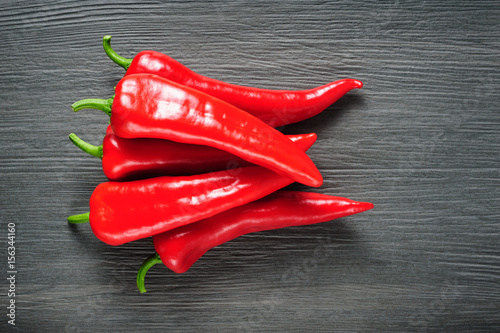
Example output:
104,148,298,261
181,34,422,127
69,126,317,181
72,74,323,187
67,166,295,246
103,36,363,127
136,191,374,292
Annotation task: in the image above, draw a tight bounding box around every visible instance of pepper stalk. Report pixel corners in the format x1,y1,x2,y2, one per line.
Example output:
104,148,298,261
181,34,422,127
137,253,163,293
71,97,114,117
103,35,133,70
68,133,103,159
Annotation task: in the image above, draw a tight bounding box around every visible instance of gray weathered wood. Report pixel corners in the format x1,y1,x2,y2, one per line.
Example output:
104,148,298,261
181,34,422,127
0,0,498,331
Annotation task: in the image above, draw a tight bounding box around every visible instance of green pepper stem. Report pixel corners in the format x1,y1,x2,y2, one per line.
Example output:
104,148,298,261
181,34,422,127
137,253,163,293
69,133,103,159
68,212,90,224
103,35,133,70
71,97,113,117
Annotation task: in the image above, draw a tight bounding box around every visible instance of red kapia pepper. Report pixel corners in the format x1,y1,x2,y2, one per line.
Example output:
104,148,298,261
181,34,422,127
67,166,295,246
69,126,317,180
103,36,363,127
72,73,323,187
136,191,374,292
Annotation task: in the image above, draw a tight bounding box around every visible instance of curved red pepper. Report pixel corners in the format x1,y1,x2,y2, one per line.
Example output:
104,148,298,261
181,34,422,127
67,166,294,246
69,127,317,181
103,36,363,127
72,74,323,187
136,191,373,291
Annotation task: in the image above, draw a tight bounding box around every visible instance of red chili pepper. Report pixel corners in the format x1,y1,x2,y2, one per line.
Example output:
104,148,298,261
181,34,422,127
69,126,317,181
136,191,373,292
67,166,295,246
103,36,363,127
72,73,323,187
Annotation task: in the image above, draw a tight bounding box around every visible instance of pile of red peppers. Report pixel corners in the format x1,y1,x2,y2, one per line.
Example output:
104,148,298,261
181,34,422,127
68,36,373,293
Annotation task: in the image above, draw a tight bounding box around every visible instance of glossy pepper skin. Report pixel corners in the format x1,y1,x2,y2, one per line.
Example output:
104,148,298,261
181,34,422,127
69,126,317,181
104,36,363,127
137,191,374,291
72,74,323,187
68,166,294,246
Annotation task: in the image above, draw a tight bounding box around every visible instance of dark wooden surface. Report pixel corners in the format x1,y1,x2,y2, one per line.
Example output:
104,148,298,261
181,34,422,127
1,0,499,331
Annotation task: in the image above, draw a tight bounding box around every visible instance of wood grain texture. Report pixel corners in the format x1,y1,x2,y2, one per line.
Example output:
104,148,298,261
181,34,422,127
0,0,499,331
